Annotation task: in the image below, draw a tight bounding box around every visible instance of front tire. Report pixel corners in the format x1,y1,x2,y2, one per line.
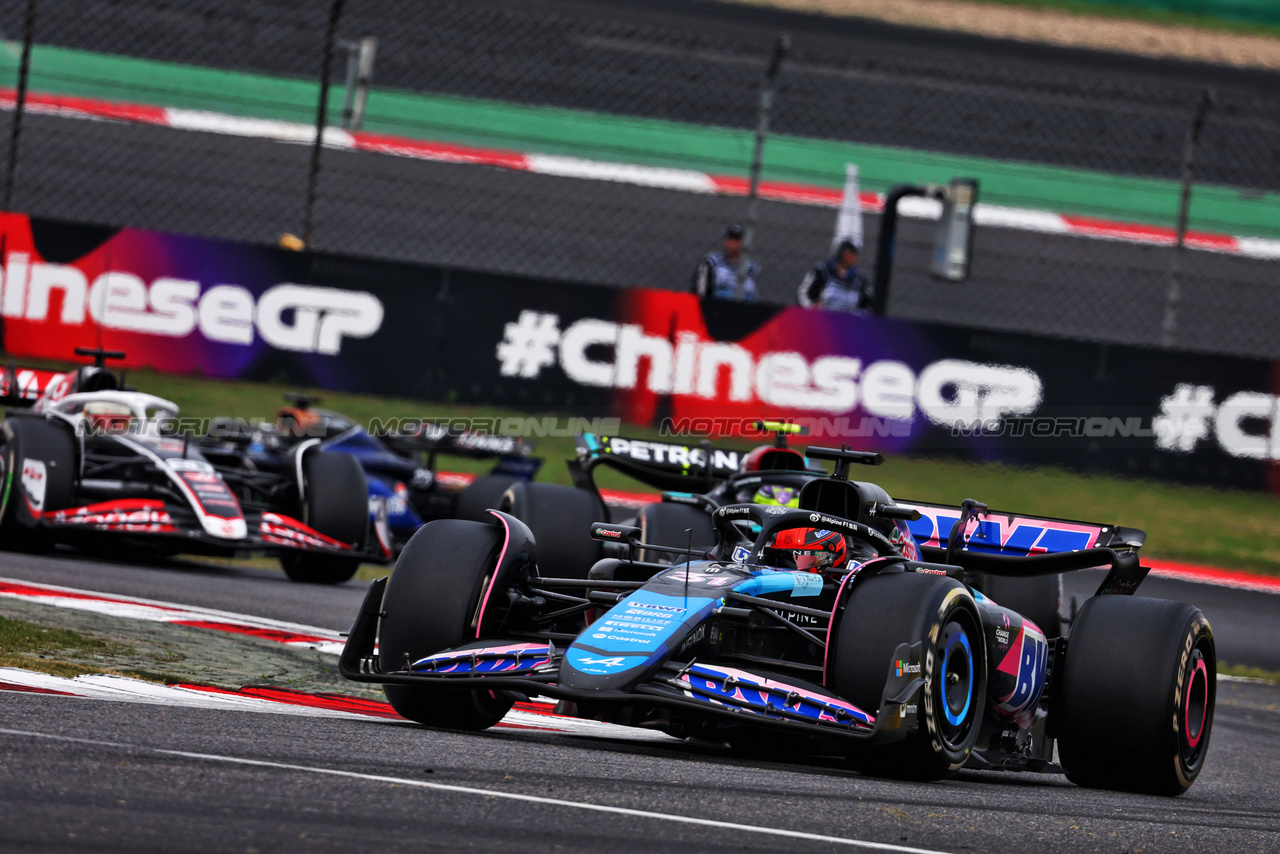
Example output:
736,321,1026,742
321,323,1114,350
378,518,514,729
1056,596,1215,795
454,474,520,523
0,417,77,551
636,502,717,564
501,482,605,579
831,572,987,781
280,451,367,584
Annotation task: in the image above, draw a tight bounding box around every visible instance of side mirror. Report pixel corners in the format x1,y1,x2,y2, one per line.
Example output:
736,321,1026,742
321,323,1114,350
589,523,641,544
867,502,922,522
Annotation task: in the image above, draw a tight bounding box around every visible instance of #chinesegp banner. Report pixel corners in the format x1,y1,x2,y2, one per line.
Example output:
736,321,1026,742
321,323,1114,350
486,295,1043,456
470,289,1279,491
481,293,1047,463
0,214,396,389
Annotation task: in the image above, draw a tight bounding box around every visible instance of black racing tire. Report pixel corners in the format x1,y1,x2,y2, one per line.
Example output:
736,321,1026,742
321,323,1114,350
453,474,521,523
379,518,514,729
636,502,717,564
1056,596,1215,796
0,417,77,550
969,571,1063,638
280,451,367,585
831,572,987,781
501,482,605,579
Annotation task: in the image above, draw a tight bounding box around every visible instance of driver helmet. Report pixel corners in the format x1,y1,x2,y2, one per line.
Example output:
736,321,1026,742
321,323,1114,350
741,445,806,473
772,527,847,573
752,483,799,508
276,406,321,437
83,401,132,434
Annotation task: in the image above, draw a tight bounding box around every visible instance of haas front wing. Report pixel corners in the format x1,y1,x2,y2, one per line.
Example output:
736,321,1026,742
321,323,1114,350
36,496,390,561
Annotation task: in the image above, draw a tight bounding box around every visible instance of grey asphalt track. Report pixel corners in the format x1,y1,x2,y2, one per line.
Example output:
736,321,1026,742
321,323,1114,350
1,548,1279,852
1,670,1278,852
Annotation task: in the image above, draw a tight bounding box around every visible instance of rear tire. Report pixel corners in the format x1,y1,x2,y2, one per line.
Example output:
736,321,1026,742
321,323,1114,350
0,417,77,551
501,482,604,579
831,572,987,781
636,502,717,564
454,474,521,523
1056,596,1215,795
969,572,1063,637
379,518,514,729
280,451,367,584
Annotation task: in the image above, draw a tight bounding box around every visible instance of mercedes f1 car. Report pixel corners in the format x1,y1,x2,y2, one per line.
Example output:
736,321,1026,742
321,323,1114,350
342,445,1215,795
0,349,390,583
195,395,541,554
473,422,826,599
510,422,1066,637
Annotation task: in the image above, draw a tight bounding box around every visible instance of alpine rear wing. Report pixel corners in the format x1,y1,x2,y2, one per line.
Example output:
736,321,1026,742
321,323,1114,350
898,498,1150,596
569,433,745,495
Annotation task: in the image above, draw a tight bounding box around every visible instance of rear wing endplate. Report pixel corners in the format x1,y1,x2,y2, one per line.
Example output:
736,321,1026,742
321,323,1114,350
0,363,66,409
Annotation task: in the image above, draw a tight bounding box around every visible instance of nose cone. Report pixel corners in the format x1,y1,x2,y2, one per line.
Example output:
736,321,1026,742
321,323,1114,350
559,647,651,692
559,589,719,693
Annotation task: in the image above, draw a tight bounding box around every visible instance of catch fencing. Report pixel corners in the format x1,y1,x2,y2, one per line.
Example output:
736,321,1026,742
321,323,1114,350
1,0,1278,357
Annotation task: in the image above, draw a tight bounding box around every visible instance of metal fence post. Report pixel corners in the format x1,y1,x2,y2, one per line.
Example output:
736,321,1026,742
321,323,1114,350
3,0,37,213
741,33,789,292
340,36,377,131
302,0,346,248
1161,88,1215,348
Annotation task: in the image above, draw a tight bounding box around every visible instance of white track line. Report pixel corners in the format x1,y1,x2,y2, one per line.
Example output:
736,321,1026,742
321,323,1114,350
0,576,348,653
165,109,355,147
526,153,717,192
0,727,955,854
0,668,371,718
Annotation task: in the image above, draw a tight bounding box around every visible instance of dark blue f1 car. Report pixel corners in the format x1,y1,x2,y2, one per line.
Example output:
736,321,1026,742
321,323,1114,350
341,446,1215,795
197,395,541,556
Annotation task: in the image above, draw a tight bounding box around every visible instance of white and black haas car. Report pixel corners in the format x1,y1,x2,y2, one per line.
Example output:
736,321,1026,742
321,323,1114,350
0,349,390,583
341,445,1214,795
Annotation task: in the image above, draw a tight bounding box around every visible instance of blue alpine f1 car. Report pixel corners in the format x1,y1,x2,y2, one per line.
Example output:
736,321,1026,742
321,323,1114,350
342,445,1215,795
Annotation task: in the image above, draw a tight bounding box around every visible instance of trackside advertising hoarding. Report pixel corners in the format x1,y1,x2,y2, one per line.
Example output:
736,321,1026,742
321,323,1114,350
1,214,1276,492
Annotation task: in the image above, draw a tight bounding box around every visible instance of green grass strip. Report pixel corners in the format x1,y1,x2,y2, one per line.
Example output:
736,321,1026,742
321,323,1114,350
970,0,1280,31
